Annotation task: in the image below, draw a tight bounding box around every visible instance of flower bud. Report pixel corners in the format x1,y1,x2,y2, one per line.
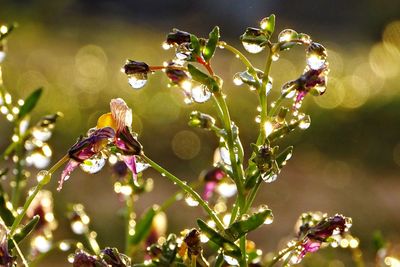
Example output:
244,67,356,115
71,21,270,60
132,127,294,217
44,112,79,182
188,111,215,130
123,60,150,75
166,29,191,46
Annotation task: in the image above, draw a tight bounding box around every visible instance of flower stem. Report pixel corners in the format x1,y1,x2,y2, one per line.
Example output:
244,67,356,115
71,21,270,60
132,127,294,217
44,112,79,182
141,153,225,230
11,237,29,266
266,244,299,267
217,41,257,75
240,235,248,267
9,155,69,236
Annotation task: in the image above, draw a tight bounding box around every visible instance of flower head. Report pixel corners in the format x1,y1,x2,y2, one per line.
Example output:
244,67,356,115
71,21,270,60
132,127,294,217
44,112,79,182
58,99,143,191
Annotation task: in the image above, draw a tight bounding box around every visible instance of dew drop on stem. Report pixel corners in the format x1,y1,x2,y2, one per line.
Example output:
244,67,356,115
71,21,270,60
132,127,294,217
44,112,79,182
184,194,199,207
242,41,264,54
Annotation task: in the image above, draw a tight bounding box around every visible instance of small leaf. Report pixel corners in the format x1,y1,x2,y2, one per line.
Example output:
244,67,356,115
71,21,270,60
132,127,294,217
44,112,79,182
0,192,15,226
203,26,220,61
190,34,201,56
275,146,293,168
244,165,260,190
225,209,273,240
129,206,157,245
18,87,43,120
197,219,241,258
187,64,219,92
8,215,40,249
260,14,275,37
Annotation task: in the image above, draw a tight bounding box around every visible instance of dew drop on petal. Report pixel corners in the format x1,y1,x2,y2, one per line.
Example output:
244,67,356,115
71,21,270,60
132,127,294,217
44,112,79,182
127,73,148,89
191,85,212,103
261,172,278,183
306,54,326,70
80,156,106,174
242,41,264,54
184,194,199,207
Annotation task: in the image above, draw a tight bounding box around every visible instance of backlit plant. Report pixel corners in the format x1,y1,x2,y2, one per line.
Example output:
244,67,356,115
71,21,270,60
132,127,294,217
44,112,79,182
0,15,381,266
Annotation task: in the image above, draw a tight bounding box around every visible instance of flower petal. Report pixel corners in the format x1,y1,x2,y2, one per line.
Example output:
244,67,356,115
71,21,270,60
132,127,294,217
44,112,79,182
123,155,137,181
115,126,142,155
110,98,132,130
58,160,80,191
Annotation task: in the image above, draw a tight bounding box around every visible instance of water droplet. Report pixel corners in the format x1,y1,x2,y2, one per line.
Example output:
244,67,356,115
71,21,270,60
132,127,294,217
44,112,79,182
255,115,261,123
31,235,52,253
184,194,199,207
162,42,171,50
128,73,148,89
67,254,75,263
233,73,244,86
345,217,352,229
306,43,327,70
216,182,237,198
219,147,231,165
191,85,211,103
241,214,250,220
36,170,50,183
242,41,264,54
263,213,274,224
238,70,257,85
258,204,269,212
271,52,280,61
266,78,273,95
59,241,71,251
223,255,239,266
278,29,298,42
298,33,312,44
264,121,274,137
261,172,278,183
298,115,311,130
0,51,6,63
200,233,209,243
281,81,297,98
312,82,327,95
71,220,87,235
80,155,106,174
176,44,192,60
32,127,52,141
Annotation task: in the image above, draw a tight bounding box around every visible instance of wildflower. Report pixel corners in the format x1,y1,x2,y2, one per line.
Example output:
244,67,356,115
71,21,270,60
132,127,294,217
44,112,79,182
58,98,142,191
200,167,226,200
0,222,14,267
73,250,107,267
166,29,191,46
292,213,351,263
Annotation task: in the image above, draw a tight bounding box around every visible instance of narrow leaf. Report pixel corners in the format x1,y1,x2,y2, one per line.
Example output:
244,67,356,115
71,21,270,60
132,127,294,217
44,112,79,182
260,14,275,36
8,215,40,249
225,209,273,240
190,34,201,56
0,193,15,226
203,26,220,61
18,87,43,120
187,64,219,92
197,219,241,258
129,206,157,245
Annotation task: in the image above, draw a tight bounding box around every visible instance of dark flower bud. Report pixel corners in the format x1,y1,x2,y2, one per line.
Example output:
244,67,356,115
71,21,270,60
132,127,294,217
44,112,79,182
146,244,162,259
73,250,107,267
114,126,142,155
306,42,327,58
166,29,191,46
202,167,225,183
252,144,274,172
183,229,202,257
188,111,216,130
123,60,150,75
101,247,131,267
165,63,189,84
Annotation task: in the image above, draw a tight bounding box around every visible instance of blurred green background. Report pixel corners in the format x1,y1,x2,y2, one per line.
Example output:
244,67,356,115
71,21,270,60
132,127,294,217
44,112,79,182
1,0,400,266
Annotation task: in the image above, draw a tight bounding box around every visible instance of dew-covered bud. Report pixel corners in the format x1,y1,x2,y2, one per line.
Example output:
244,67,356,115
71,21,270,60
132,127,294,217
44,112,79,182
188,111,216,130
123,60,150,75
165,63,189,84
166,29,191,46
72,250,107,267
183,229,202,257
240,27,268,54
100,247,131,267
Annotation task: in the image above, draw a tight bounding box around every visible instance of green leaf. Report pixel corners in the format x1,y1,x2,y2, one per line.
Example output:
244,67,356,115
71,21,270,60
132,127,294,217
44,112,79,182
18,87,43,120
197,219,241,258
190,34,201,56
224,209,273,240
203,26,220,61
129,206,157,245
8,215,40,249
275,146,293,168
260,14,275,37
187,64,219,92
0,192,15,226
244,165,260,190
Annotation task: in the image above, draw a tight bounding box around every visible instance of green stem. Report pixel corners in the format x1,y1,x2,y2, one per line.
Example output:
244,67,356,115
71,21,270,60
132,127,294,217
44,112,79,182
243,179,262,213
191,255,197,267
267,94,286,117
11,126,24,207
259,48,273,142
9,154,69,235
266,243,299,267
11,237,29,266
141,153,225,230
217,42,257,76
240,235,247,267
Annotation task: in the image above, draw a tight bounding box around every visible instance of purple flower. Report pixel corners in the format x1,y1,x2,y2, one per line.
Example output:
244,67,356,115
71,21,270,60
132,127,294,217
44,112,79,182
58,99,143,191
73,250,107,267
201,167,226,201
166,29,191,46
293,213,351,263
123,60,150,75
0,224,14,267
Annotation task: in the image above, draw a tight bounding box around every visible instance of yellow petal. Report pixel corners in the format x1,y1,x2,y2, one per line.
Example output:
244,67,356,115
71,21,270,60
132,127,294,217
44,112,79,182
97,113,117,130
